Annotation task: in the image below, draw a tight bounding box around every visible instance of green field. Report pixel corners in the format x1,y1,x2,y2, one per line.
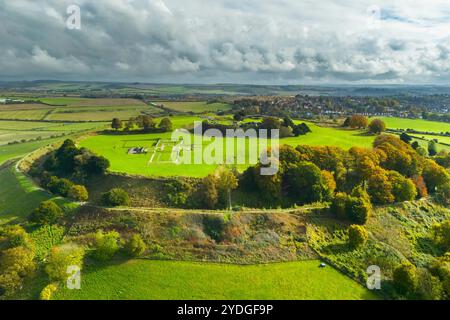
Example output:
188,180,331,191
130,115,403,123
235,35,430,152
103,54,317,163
54,259,377,300
0,164,78,225
376,116,450,134
158,101,232,113
79,120,376,177
0,109,52,120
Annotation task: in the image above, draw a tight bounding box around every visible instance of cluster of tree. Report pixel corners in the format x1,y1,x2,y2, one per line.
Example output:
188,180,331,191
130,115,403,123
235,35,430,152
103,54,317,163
113,116,173,133
200,166,238,209
240,134,450,212
40,174,88,201
343,115,387,134
43,139,110,181
422,112,450,124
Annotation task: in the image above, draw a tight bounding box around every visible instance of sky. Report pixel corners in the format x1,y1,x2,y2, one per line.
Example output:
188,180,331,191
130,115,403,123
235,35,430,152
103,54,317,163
1,0,450,84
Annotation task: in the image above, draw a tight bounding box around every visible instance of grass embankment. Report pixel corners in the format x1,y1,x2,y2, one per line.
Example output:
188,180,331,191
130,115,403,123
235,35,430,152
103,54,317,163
0,163,78,225
54,259,377,300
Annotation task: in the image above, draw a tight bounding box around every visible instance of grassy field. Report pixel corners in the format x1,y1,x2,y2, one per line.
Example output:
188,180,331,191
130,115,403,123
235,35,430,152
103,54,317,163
79,120,376,177
54,259,377,300
0,164,78,225
158,101,232,113
376,116,450,134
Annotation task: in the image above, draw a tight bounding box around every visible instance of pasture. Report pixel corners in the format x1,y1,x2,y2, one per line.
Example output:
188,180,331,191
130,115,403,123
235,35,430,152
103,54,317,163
54,259,377,300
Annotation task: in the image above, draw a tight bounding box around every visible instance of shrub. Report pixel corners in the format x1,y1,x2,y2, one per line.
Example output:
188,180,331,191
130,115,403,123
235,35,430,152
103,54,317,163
68,185,89,202
0,225,31,248
0,246,36,296
393,262,418,295
124,234,147,257
40,283,58,300
92,230,122,261
45,244,85,281
433,220,450,251
30,200,63,225
101,188,130,207
416,268,444,300
346,196,371,225
165,180,192,206
331,192,348,220
348,225,369,248
388,171,417,202
202,215,226,242
47,177,74,197
436,181,450,206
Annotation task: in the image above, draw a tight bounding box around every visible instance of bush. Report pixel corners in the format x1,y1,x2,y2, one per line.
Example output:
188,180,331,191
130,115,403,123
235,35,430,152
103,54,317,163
331,192,349,220
202,215,226,242
348,225,369,248
346,196,371,225
47,177,74,197
368,119,386,134
92,230,122,261
101,188,130,207
416,268,444,300
68,185,89,202
30,200,63,225
124,234,147,257
433,220,450,251
0,225,31,248
40,283,58,300
0,246,36,296
45,244,85,281
393,262,418,295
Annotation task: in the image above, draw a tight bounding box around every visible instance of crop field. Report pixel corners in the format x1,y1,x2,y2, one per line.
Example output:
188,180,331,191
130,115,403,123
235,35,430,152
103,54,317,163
0,164,78,225
79,120,376,177
46,107,160,121
54,259,377,300
376,116,450,134
0,108,52,120
0,121,107,146
158,101,232,113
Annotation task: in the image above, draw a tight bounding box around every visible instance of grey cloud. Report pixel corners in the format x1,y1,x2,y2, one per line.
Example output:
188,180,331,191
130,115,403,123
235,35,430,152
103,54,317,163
0,0,450,84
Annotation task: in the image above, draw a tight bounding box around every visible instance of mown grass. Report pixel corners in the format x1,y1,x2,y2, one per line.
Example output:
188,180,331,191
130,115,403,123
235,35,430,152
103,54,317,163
54,259,378,300
79,120,376,177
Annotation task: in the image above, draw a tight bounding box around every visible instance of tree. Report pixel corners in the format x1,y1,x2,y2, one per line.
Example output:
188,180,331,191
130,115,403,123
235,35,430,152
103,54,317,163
111,118,122,131
92,230,122,261
68,185,89,202
412,175,428,198
422,159,450,192
400,132,413,144
416,268,444,300
436,181,450,206
0,246,36,296
368,119,386,134
0,225,31,249
331,192,349,220
158,118,173,132
284,162,329,205
84,155,110,175
201,174,219,209
124,234,147,257
367,170,395,204
348,225,369,248
428,140,438,156
30,200,63,225
47,177,74,197
101,188,130,207
278,145,301,167
348,115,368,129
388,171,417,202
346,196,371,224
411,141,420,150
393,262,418,295
45,244,85,281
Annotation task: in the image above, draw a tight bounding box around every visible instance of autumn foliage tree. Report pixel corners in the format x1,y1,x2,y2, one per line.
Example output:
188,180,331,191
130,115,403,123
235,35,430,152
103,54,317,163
348,115,369,129
368,119,386,134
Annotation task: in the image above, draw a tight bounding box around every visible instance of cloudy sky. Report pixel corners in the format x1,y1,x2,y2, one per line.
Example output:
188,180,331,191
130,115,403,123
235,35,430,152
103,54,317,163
1,0,450,84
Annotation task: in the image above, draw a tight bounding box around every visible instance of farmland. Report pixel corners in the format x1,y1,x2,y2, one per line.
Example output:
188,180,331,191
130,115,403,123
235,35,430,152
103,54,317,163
54,260,377,300
157,101,232,113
